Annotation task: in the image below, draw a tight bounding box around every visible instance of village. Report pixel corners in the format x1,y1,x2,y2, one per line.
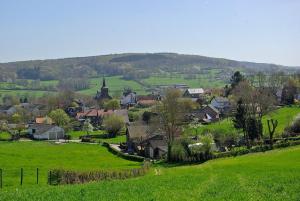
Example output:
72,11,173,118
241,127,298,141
1,71,300,162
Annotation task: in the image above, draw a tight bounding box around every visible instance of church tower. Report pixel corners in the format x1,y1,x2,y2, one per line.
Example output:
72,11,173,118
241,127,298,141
95,77,112,101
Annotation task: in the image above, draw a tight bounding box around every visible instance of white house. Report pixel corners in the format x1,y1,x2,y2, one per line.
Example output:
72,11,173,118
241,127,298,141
120,92,137,107
28,124,65,140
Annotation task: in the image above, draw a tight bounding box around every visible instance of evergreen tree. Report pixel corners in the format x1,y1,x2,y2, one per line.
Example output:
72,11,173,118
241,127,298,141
230,71,244,89
232,98,247,140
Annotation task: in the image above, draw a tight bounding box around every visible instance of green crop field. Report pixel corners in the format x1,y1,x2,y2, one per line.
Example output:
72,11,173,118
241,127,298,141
1,145,300,200
188,106,300,137
0,142,141,188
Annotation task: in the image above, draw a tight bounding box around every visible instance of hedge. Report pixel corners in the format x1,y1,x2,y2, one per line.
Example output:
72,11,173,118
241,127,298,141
102,142,145,162
49,164,150,185
213,140,300,159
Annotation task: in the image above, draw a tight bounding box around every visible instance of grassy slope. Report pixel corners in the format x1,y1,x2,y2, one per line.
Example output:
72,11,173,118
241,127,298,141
0,142,141,188
0,73,226,98
1,146,300,200
143,73,225,88
192,106,300,137
79,76,147,95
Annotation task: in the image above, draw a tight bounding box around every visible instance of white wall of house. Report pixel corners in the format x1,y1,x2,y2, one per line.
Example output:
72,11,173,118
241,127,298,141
31,126,64,140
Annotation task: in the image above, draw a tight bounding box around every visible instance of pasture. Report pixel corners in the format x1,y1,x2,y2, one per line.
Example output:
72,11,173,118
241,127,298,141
1,145,300,200
189,106,300,137
0,141,141,188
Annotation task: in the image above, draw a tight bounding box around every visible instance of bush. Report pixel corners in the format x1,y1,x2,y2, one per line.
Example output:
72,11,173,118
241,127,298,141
103,114,125,137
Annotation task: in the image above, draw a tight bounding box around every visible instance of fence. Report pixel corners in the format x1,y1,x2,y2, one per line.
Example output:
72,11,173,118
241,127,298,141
0,168,40,189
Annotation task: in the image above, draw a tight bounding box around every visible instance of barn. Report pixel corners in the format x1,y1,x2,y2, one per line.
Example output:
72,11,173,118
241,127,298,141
28,123,65,140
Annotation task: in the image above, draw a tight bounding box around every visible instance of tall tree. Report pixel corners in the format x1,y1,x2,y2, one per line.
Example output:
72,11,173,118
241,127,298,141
103,114,125,137
230,71,244,89
155,89,188,161
232,98,247,142
267,119,278,148
82,119,94,136
48,109,70,128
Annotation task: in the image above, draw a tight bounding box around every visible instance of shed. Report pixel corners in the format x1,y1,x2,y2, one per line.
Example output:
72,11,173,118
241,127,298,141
28,124,65,140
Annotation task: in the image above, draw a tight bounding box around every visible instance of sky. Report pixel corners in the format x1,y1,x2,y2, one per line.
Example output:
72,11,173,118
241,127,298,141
0,0,299,66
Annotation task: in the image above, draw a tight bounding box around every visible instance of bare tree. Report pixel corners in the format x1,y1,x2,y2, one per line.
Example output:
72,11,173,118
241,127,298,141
154,89,192,161
267,119,278,148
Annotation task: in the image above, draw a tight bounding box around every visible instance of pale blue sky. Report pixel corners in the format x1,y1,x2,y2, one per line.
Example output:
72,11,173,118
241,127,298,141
0,0,299,66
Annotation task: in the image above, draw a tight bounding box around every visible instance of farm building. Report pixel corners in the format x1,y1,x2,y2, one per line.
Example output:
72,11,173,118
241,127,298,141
183,88,204,98
28,123,65,140
187,105,220,123
141,134,167,159
210,97,231,115
126,121,169,159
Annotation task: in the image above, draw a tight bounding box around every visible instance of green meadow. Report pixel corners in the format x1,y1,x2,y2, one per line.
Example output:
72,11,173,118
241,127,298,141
0,74,227,98
1,145,300,200
0,142,141,188
190,106,300,137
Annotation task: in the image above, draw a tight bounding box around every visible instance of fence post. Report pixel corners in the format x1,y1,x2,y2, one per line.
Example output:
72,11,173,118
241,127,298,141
36,168,39,184
0,169,2,189
20,168,23,186
49,171,52,185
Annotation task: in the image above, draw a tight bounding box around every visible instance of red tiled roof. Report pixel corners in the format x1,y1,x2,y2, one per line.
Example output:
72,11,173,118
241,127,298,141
138,100,156,105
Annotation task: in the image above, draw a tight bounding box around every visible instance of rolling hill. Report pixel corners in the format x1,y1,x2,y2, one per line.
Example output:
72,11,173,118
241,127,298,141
0,53,299,81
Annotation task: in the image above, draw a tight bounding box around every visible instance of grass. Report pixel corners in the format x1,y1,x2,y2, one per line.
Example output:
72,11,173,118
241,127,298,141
143,74,225,88
94,135,126,144
188,106,300,137
0,74,226,99
1,145,300,200
0,141,141,188
79,76,147,96
68,130,106,139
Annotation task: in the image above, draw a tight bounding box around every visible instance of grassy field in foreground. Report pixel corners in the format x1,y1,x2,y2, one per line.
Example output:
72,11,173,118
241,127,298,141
1,145,300,200
190,106,300,137
0,142,141,188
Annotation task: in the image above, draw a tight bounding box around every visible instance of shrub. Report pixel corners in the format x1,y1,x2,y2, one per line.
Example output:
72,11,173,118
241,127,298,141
103,114,125,137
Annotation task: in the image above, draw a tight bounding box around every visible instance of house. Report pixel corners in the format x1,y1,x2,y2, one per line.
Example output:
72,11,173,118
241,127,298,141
95,77,112,101
183,88,204,98
141,134,167,159
126,122,149,153
120,89,137,107
76,109,129,127
210,97,231,115
65,99,85,117
173,83,189,91
126,121,167,158
28,123,64,140
0,105,16,116
187,105,220,123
